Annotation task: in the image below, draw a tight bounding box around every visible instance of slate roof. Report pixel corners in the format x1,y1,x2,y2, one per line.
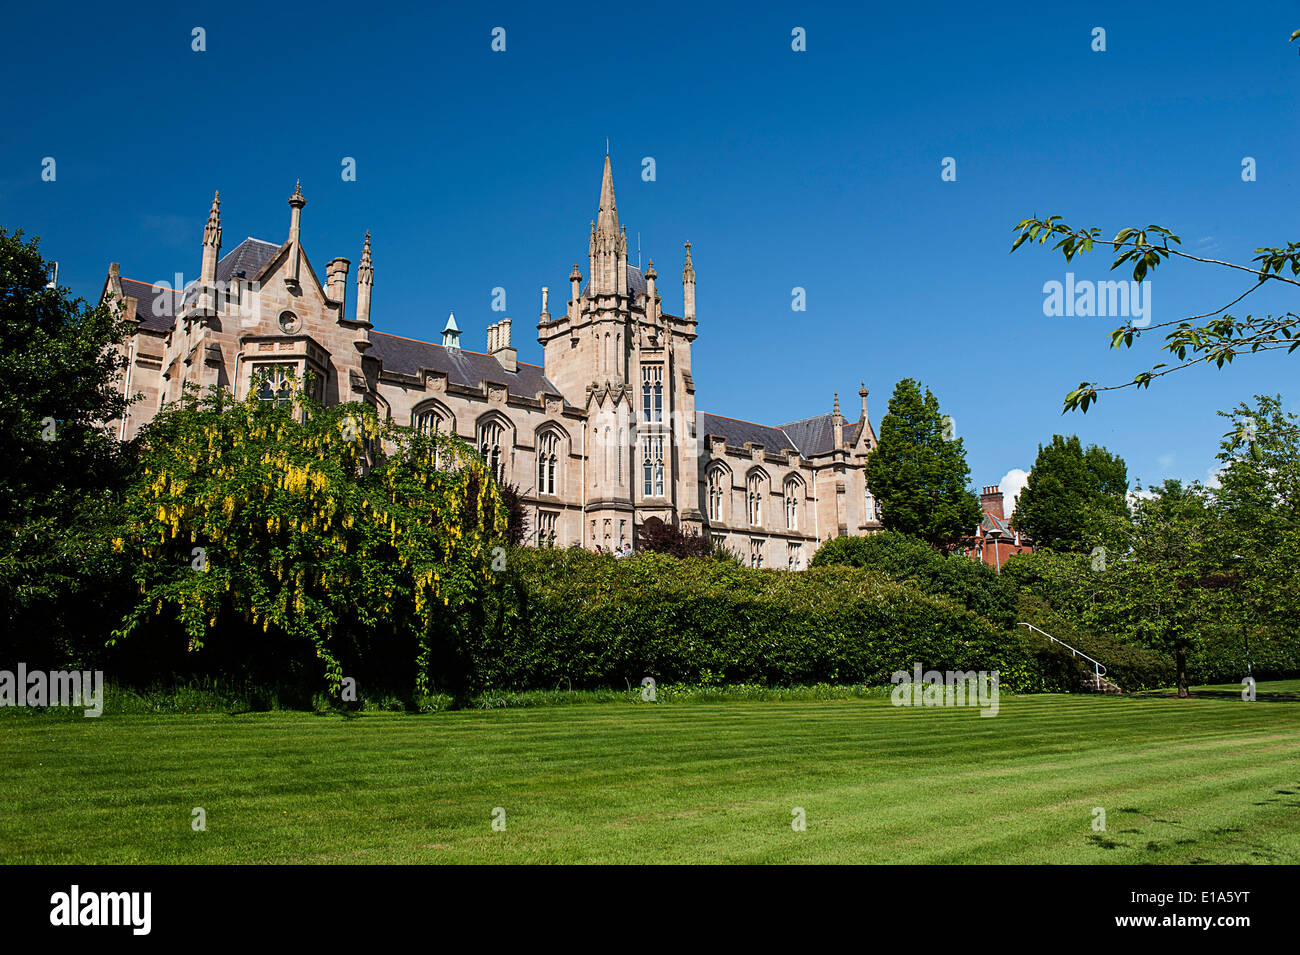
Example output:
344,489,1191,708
368,331,564,402
118,278,181,332
696,412,797,454
980,514,1015,536
779,413,838,457
216,237,279,284
582,264,647,299
182,237,282,309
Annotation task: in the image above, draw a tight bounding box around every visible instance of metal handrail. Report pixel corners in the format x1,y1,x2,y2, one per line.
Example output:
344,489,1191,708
1018,621,1107,690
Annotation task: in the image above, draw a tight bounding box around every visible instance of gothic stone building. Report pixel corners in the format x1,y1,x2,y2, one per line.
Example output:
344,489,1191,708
102,158,882,568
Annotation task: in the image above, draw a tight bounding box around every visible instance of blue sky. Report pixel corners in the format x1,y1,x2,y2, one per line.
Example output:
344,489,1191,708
3,1,1298,504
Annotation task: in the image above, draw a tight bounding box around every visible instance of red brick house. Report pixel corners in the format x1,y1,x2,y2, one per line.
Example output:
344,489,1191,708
962,485,1033,571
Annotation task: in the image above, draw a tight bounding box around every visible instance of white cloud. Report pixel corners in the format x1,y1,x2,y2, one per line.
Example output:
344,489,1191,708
1157,452,1176,471
999,468,1030,516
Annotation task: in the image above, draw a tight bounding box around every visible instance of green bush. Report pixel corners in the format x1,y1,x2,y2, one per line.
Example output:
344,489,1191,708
477,548,1040,692
810,531,1018,628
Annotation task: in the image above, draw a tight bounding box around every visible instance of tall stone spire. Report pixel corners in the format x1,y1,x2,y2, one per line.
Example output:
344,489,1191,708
597,154,619,236
355,231,373,325
201,191,222,284
590,156,625,295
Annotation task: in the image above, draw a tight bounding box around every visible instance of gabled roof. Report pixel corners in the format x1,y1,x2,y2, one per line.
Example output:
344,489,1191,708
697,412,796,454
981,514,1016,536
216,237,279,284
779,413,840,457
118,278,180,332
368,331,564,403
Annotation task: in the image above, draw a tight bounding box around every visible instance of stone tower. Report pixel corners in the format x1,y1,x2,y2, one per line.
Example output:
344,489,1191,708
538,156,700,548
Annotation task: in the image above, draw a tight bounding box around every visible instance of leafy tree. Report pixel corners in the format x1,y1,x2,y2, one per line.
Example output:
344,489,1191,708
864,378,982,551
0,228,137,664
1009,28,1300,413
1212,394,1300,626
111,380,507,697
635,520,714,559
1013,435,1128,551
1113,481,1222,697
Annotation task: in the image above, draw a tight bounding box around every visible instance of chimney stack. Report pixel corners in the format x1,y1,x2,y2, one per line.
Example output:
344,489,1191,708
326,257,350,310
488,318,516,372
980,486,1005,521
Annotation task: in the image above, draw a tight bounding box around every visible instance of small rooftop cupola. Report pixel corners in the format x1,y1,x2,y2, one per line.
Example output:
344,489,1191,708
442,311,461,350
355,231,373,326
201,191,222,285
285,180,306,291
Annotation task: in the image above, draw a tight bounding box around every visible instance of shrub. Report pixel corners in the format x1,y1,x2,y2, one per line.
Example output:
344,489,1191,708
810,531,1018,628
476,548,1040,692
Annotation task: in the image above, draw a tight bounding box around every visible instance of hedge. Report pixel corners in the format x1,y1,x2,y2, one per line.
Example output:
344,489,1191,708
473,549,1047,693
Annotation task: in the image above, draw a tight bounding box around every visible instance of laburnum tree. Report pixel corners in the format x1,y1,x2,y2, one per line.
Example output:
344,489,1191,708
1013,435,1129,551
111,379,508,698
864,378,982,551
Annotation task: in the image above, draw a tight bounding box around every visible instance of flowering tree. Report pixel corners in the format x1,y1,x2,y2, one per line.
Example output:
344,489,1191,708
111,378,506,695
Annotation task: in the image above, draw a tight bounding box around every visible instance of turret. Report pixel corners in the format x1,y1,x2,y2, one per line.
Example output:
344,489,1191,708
682,241,696,322
285,180,305,291
201,191,221,285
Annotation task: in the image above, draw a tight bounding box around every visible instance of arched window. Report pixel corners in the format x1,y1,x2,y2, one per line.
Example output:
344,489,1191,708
643,436,665,497
537,431,559,495
414,405,453,466
414,407,447,435
642,365,663,422
707,467,726,522
784,477,801,531
478,420,507,483
747,472,764,526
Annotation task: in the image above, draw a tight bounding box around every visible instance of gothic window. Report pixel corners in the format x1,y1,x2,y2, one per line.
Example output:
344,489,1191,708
641,365,663,423
415,405,452,436
478,420,507,483
643,436,665,497
254,363,293,406
305,369,325,405
747,472,764,526
707,467,726,522
750,539,764,569
537,511,558,548
787,542,802,570
537,431,559,495
784,477,800,531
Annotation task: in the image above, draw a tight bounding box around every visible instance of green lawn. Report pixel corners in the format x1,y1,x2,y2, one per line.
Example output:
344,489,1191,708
4,684,1299,864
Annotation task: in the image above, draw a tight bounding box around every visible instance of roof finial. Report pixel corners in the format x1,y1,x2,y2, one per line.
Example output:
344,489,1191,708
833,392,841,417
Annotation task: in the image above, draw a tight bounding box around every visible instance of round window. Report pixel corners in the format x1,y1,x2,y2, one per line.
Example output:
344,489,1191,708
278,310,301,334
